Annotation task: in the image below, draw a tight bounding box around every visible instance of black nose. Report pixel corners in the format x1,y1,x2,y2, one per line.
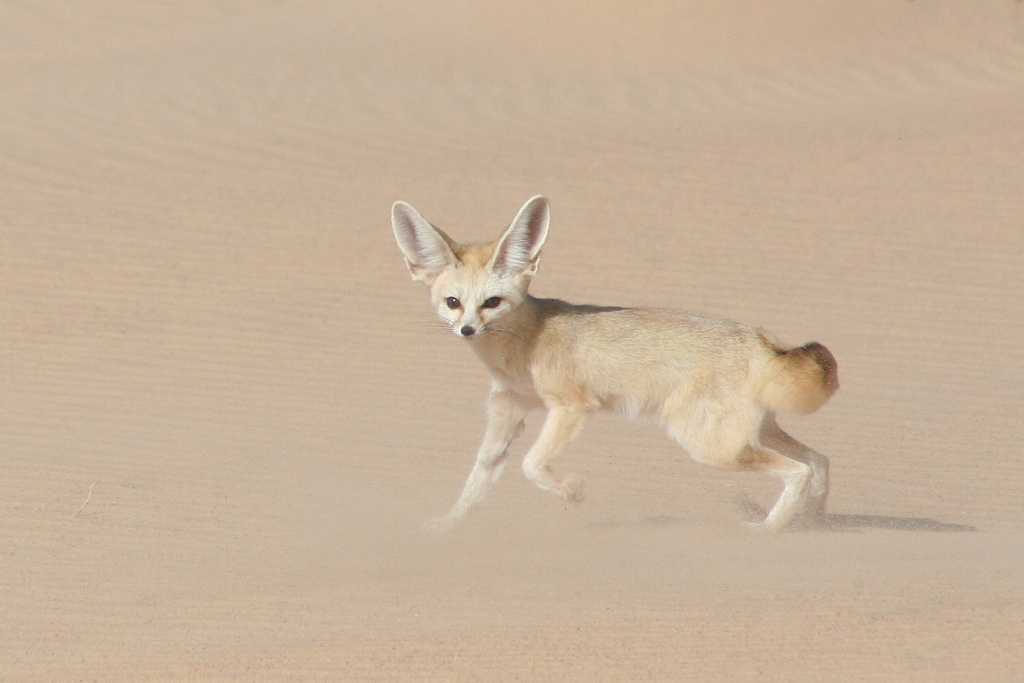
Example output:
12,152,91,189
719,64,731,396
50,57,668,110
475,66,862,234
460,326,475,337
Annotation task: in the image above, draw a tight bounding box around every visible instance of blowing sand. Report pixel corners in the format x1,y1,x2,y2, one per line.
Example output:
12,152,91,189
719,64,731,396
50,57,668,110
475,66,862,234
2,1,1023,680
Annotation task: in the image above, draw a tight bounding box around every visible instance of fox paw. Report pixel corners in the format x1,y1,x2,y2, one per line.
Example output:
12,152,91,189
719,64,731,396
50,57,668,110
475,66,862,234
423,516,456,535
561,475,586,505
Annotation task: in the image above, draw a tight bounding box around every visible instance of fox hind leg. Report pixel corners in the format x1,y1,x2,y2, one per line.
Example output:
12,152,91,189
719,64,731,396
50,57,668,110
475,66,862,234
740,445,812,530
666,411,812,530
758,415,830,519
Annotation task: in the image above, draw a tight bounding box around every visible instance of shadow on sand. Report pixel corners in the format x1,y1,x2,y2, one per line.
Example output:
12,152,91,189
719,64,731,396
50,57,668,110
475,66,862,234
585,497,974,532
796,513,976,533
589,505,977,533
734,496,977,532
606,511,974,532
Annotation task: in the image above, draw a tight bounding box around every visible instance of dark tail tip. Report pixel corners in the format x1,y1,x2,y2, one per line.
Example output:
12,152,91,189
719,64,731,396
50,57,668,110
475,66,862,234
795,342,839,392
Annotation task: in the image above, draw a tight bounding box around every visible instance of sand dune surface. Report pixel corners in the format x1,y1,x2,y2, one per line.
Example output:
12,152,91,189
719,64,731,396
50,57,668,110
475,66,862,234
2,1,1023,679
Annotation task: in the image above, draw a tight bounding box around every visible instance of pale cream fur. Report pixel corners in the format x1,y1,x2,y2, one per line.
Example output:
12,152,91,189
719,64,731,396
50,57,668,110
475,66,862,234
392,196,838,532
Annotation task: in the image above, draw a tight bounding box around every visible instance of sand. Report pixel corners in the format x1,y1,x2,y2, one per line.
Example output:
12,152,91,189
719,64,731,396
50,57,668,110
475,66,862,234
2,1,1023,680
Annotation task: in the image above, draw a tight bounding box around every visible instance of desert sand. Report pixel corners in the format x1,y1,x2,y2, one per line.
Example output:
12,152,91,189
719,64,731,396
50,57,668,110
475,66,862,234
2,1,1023,680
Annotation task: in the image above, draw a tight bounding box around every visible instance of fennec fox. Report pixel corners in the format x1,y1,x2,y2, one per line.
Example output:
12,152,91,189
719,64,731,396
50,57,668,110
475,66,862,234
392,195,838,532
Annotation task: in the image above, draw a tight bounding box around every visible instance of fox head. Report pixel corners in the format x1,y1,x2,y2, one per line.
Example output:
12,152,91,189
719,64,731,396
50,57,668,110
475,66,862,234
391,195,550,338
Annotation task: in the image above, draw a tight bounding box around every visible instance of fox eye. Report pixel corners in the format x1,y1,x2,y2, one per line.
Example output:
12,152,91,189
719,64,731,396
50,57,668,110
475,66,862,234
445,297,461,310
481,296,502,309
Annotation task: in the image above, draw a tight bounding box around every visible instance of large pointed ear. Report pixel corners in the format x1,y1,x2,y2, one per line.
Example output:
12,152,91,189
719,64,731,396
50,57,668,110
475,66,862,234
492,195,549,277
391,201,459,283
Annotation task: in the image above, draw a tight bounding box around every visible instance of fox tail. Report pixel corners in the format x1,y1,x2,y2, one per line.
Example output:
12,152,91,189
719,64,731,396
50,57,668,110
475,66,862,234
759,337,839,415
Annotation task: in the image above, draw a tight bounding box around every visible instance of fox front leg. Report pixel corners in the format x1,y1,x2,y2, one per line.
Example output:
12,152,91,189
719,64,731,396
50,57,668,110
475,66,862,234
520,406,590,504
425,389,530,533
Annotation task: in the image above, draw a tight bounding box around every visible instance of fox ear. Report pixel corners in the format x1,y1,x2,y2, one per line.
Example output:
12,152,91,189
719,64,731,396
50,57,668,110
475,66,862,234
492,195,549,277
391,201,459,283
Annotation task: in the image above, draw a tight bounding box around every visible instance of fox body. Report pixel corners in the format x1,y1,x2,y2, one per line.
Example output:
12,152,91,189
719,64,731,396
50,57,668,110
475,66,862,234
392,195,838,531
